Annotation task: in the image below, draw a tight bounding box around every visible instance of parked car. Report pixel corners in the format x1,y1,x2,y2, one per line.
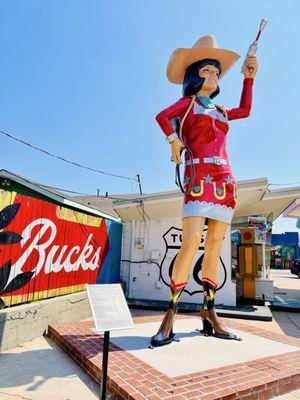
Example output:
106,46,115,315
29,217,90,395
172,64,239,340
290,259,300,278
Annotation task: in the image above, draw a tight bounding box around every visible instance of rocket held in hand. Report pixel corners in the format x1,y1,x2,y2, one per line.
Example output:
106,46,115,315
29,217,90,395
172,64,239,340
241,18,267,73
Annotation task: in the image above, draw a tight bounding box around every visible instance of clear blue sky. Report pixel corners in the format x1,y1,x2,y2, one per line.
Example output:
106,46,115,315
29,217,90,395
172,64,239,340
0,0,299,233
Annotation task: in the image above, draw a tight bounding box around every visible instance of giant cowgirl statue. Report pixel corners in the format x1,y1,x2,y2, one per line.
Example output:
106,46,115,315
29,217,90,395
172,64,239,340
151,34,258,346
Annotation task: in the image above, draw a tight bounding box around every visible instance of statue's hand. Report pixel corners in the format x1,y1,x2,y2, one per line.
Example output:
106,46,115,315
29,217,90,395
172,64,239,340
171,138,185,164
243,55,259,78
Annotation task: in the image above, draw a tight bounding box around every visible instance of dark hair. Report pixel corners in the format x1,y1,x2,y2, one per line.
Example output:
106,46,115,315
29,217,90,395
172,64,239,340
182,58,221,98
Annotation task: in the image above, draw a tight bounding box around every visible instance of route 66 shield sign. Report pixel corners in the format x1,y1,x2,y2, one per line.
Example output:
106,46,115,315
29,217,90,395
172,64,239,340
158,226,227,299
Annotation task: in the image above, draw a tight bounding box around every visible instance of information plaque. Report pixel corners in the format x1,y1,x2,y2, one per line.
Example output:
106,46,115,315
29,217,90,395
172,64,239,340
86,283,134,333
86,284,134,400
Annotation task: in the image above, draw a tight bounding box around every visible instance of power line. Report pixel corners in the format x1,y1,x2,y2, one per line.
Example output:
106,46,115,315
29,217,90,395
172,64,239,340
0,129,137,182
43,184,144,202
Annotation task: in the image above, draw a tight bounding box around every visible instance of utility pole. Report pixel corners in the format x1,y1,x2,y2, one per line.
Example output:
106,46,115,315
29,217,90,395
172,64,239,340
136,174,143,195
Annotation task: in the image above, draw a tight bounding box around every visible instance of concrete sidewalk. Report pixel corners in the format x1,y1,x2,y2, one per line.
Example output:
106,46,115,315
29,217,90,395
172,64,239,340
0,308,300,400
270,269,300,312
0,335,101,400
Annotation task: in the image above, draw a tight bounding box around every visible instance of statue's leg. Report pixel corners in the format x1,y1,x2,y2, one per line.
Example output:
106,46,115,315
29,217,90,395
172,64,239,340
150,216,206,347
199,218,242,340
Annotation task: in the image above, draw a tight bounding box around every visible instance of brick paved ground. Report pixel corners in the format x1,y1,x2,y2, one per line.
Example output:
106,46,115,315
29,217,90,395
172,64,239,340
49,311,300,400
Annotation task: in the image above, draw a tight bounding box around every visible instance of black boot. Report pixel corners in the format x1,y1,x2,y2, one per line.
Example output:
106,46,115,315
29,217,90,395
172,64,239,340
197,277,242,341
150,277,187,347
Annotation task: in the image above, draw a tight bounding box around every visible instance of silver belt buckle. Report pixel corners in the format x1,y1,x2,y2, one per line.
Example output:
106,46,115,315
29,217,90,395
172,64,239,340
213,156,222,165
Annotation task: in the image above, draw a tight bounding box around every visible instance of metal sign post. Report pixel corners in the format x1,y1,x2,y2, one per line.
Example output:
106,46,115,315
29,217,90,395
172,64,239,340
100,331,110,400
86,284,134,400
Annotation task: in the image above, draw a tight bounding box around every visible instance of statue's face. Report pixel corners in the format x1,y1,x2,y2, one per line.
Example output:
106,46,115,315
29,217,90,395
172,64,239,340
198,64,219,94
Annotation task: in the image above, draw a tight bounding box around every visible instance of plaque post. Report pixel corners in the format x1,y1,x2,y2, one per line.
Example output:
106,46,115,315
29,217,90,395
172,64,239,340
86,284,134,400
100,330,110,400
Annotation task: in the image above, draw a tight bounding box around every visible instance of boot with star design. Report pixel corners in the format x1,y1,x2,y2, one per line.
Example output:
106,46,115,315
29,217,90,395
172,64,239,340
150,277,188,347
196,277,242,340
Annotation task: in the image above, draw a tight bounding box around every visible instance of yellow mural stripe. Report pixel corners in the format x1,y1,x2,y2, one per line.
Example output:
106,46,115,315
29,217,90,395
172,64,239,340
0,189,17,211
56,205,102,227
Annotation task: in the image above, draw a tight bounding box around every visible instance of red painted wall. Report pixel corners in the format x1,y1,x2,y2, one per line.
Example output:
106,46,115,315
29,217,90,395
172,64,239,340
0,189,111,307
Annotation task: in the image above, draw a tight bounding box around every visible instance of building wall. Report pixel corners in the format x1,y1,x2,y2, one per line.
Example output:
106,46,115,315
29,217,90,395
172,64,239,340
272,232,299,246
0,185,122,308
97,219,122,283
120,216,236,307
271,232,300,264
120,221,133,297
0,291,92,351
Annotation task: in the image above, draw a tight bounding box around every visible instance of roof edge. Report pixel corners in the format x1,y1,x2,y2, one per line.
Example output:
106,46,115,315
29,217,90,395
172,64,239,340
0,169,121,222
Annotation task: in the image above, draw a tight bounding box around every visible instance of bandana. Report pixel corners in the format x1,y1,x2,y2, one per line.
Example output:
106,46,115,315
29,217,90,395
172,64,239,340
197,95,215,109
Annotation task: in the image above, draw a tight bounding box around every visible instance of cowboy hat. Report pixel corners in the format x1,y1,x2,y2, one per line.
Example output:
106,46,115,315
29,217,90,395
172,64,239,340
167,35,240,84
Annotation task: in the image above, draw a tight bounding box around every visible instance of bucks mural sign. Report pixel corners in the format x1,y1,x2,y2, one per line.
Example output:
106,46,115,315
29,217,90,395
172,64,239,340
0,189,113,307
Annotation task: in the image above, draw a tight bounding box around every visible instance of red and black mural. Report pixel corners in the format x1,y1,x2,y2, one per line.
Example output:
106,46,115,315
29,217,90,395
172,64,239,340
0,188,121,308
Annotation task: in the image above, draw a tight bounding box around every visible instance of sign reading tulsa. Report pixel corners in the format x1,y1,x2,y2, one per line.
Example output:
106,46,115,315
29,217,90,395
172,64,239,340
159,226,228,296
